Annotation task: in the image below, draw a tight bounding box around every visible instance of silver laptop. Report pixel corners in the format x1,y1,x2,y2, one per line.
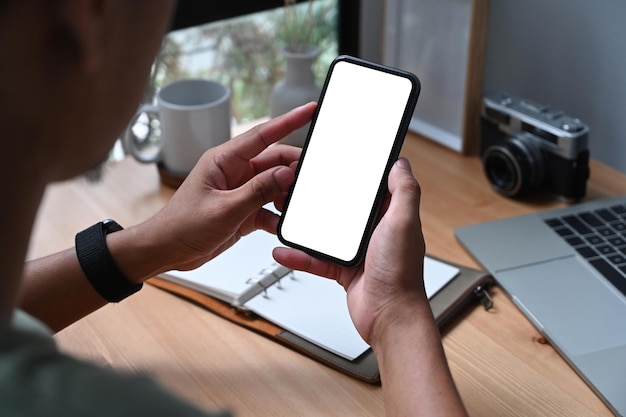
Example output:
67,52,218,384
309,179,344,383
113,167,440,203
456,195,626,416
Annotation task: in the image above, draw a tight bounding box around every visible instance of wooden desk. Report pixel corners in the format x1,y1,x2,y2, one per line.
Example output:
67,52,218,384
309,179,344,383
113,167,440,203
28,132,625,416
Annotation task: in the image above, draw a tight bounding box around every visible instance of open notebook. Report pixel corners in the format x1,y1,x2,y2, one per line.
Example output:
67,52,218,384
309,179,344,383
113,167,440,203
151,230,491,381
158,230,459,360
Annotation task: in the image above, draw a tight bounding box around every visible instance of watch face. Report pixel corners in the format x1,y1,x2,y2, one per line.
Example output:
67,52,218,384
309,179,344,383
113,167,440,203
102,219,123,233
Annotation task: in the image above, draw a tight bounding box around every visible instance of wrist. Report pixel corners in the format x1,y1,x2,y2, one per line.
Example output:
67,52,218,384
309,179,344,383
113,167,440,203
104,220,175,284
367,293,469,417
369,295,469,417
369,293,435,353
75,220,142,302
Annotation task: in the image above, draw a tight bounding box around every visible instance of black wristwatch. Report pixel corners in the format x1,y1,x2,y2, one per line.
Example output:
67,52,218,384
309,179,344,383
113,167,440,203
75,219,143,302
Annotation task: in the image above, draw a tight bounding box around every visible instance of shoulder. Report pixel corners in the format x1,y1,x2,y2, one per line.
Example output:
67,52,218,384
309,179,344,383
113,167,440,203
0,322,231,417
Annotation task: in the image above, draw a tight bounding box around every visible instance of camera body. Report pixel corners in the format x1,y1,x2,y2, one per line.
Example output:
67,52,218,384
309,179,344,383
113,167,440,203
480,92,590,201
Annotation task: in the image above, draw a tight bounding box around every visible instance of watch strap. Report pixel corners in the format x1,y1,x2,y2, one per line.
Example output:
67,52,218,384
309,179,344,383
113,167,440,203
75,220,143,302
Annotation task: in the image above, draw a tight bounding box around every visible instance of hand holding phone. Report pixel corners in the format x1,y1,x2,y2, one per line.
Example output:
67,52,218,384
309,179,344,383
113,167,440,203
278,56,420,266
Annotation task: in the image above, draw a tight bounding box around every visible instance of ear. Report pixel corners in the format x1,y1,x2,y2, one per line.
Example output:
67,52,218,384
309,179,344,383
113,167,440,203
55,0,108,73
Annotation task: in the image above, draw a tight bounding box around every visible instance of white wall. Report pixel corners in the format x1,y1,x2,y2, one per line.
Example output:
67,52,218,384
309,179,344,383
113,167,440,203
359,0,384,63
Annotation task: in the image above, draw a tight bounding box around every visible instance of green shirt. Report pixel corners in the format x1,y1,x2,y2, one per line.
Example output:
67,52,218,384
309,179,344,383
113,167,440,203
0,310,231,417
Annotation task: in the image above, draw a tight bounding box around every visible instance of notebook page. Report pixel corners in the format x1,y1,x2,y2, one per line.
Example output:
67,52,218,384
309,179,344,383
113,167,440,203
158,231,281,304
243,270,369,361
242,257,460,361
424,257,460,298
159,227,460,360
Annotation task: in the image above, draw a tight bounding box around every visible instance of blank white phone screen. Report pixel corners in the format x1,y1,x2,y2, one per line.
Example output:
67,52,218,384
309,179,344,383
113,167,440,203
280,60,414,263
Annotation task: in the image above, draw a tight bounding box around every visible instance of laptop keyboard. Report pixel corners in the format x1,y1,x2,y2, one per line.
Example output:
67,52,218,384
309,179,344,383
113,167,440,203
545,203,626,298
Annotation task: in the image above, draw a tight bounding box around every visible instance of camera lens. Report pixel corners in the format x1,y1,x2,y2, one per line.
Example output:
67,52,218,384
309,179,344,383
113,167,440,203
484,151,517,193
482,136,545,197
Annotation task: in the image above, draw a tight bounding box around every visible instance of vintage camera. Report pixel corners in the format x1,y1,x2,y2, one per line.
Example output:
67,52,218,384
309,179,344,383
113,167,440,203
480,92,590,201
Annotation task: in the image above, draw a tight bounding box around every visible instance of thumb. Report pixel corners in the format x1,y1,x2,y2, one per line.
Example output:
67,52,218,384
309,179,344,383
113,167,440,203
388,157,419,196
232,165,295,214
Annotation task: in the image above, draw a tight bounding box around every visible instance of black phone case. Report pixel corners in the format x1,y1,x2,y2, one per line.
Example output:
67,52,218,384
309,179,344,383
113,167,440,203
277,55,421,266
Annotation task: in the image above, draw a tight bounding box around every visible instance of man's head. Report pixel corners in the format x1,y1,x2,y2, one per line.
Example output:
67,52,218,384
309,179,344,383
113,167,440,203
0,0,175,182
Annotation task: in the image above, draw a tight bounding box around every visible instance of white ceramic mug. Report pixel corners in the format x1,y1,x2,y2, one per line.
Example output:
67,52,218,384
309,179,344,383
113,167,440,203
123,79,231,175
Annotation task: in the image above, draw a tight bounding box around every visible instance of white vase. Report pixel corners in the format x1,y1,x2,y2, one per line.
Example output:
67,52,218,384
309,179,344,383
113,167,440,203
269,45,322,147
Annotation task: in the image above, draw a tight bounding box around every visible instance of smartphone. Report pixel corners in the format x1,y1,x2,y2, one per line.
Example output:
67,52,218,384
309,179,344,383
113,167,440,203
277,55,420,267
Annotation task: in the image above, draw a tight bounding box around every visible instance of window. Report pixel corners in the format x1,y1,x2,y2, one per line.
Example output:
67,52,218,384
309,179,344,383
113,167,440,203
144,0,353,126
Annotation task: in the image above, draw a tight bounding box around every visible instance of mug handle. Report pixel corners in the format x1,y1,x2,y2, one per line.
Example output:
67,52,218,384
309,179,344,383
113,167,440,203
122,104,162,164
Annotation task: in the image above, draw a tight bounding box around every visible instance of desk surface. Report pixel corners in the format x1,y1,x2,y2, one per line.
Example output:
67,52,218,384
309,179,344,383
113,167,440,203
29,132,626,416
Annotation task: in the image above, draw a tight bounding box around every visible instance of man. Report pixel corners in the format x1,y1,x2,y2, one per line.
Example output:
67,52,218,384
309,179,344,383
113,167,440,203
0,1,467,416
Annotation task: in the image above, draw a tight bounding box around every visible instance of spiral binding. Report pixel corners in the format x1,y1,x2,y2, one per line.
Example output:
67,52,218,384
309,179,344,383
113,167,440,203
233,264,292,307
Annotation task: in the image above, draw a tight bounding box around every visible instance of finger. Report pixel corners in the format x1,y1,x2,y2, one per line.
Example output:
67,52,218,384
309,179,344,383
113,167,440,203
273,191,290,213
226,102,316,162
254,207,280,235
261,158,300,213
387,157,421,219
230,165,296,222
382,158,425,260
250,143,301,175
272,247,344,281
